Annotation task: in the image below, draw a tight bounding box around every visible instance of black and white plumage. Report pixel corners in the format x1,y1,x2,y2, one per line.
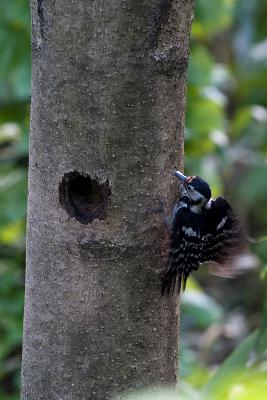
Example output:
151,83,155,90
161,171,243,295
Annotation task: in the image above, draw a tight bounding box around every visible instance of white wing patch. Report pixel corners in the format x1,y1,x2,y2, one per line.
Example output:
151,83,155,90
217,216,227,230
205,198,215,210
182,226,198,237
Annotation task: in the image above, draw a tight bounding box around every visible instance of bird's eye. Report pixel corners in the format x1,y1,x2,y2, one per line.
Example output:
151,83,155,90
188,185,193,190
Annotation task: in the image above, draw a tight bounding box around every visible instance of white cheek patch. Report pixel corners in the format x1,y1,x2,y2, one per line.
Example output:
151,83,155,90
182,226,198,237
217,217,227,230
189,189,204,203
190,205,201,214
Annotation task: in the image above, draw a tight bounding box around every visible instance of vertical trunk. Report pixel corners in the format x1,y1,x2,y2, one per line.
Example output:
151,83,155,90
22,1,194,399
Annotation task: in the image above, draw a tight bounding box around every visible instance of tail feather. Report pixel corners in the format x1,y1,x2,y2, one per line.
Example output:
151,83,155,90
161,259,199,296
161,262,183,295
182,271,189,291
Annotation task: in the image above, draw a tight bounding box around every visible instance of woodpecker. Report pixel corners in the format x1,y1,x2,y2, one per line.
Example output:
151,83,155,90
161,170,242,295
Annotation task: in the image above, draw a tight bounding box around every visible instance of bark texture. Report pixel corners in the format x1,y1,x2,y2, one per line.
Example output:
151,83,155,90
22,1,194,399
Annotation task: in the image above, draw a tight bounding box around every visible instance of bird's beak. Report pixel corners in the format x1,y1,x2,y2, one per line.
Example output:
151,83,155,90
172,170,188,183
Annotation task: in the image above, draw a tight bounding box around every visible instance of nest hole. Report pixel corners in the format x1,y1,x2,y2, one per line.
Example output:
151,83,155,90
59,171,111,224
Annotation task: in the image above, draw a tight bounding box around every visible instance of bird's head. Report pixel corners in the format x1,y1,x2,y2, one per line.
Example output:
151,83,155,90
173,170,211,205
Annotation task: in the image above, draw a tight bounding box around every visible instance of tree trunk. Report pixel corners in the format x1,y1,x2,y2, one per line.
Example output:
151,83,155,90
22,1,194,399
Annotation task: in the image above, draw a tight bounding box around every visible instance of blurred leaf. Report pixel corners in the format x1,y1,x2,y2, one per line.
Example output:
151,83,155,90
202,331,258,398
192,0,235,39
0,1,29,396
231,376,267,400
230,107,252,139
185,365,211,389
181,290,223,328
252,300,267,362
260,264,267,280
211,64,235,92
0,220,25,245
188,46,214,87
0,170,27,225
113,386,200,400
0,123,21,145
179,342,200,379
0,0,31,102
0,259,24,364
203,369,267,400
238,166,267,205
250,39,267,64
186,97,225,140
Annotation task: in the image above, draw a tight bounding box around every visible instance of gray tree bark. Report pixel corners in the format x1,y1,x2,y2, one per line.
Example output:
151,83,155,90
21,1,194,399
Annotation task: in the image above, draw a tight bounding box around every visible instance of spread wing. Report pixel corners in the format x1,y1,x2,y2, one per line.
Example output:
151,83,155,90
201,197,243,265
161,202,205,295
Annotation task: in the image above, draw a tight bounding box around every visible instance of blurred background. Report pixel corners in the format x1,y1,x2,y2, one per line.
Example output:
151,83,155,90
0,0,267,399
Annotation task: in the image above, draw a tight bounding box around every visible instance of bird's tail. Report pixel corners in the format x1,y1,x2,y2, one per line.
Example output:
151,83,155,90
161,261,186,296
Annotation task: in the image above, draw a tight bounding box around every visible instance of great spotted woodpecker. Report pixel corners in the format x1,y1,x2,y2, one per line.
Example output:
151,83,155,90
161,170,242,295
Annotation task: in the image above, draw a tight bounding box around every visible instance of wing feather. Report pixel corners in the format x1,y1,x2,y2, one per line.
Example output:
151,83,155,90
162,196,243,295
162,205,204,295
201,197,243,265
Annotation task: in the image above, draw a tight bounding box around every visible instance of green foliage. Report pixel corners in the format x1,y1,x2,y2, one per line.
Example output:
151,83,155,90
1,0,267,398
118,329,267,398
180,0,267,397
181,285,223,328
192,0,235,39
113,385,200,400
0,1,29,397
0,0,31,102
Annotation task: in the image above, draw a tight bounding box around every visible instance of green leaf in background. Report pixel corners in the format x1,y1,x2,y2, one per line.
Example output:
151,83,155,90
192,0,235,39
0,0,31,102
0,170,27,225
181,290,223,328
252,299,267,363
188,46,214,87
0,1,29,398
204,369,267,400
201,331,258,398
112,385,200,400
186,97,225,139
1,0,267,398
